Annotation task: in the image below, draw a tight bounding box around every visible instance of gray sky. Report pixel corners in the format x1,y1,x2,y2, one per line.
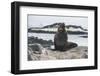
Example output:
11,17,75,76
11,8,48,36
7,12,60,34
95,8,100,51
28,15,88,29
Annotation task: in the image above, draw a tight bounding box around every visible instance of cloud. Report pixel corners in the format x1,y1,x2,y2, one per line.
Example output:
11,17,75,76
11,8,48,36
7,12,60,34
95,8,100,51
28,15,88,29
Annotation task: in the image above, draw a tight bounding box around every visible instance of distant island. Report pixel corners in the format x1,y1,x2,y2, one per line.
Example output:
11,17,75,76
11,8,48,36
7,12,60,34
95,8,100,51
28,22,88,35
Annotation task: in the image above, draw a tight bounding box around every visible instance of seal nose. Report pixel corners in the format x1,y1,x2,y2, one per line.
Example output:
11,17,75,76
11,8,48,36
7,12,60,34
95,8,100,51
59,28,63,32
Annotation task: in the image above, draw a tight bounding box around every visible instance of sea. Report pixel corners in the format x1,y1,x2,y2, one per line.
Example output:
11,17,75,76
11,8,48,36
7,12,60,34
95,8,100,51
28,33,88,47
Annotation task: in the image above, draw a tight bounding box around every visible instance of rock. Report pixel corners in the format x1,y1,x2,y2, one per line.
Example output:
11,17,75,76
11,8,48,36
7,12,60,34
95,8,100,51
28,36,53,46
80,35,88,38
28,45,88,61
28,43,45,54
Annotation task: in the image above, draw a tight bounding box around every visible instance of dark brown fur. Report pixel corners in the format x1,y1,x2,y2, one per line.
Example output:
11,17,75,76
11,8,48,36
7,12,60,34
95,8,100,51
54,23,77,51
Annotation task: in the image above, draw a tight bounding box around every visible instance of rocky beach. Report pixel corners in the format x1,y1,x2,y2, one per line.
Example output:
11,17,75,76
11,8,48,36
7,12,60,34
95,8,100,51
28,23,88,61
28,44,88,61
